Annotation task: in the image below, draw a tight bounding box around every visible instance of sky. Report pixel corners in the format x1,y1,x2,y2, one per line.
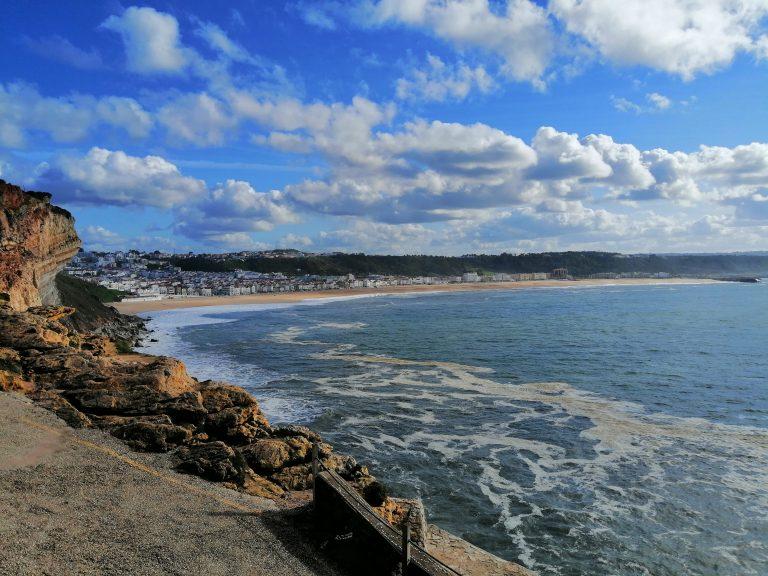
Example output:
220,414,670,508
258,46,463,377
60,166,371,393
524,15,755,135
1,1,768,255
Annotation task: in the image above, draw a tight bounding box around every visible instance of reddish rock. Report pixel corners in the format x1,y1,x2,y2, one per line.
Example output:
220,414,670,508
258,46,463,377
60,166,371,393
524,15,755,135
0,181,81,311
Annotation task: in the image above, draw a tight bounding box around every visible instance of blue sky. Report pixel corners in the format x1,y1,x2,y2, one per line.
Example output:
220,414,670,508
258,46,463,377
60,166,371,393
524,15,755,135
2,1,768,254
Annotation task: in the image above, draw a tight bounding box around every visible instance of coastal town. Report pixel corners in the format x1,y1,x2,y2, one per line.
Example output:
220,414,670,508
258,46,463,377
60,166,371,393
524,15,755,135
65,249,677,303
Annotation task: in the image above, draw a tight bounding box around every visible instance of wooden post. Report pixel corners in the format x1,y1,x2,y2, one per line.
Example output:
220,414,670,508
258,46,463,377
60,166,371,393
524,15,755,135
311,442,319,504
401,509,411,575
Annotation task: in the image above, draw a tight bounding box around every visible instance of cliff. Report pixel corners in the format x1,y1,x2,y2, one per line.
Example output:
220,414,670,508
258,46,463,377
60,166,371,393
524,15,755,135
0,180,81,310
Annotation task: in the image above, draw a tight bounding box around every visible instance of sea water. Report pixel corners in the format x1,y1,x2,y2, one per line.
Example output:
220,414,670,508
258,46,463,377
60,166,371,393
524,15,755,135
141,283,768,575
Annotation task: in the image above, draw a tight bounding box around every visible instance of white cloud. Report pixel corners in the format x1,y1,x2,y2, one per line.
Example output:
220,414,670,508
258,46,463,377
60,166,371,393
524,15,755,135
611,96,642,114
194,21,254,63
646,92,672,110
0,82,153,147
174,179,299,244
36,147,206,208
158,93,235,146
81,225,125,250
291,1,339,30
319,220,439,254
613,92,675,114
360,0,554,85
396,54,494,102
279,233,314,247
22,35,103,70
550,0,768,80
245,99,768,231
102,6,188,74
303,0,768,84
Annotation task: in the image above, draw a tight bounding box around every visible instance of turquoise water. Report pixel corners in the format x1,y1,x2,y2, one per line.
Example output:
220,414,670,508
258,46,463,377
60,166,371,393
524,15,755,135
143,283,768,575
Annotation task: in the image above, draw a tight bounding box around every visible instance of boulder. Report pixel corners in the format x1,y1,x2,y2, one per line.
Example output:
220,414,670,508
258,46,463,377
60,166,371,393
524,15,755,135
199,381,257,411
270,463,313,491
89,414,174,429
204,405,270,444
0,370,35,393
0,309,71,349
241,469,285,499
162,391,207,425
241,439,292,473
0,347,22,373
30,389,92,428
0,347,34,392
173,441,247,483
111,421,192,452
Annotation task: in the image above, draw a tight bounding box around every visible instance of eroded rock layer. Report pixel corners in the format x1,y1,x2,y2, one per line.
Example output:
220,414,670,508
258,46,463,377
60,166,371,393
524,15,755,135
0,180,81,310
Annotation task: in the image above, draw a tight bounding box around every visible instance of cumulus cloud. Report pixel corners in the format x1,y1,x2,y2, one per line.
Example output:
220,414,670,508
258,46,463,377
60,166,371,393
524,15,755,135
550,0,768,80
361,0,554,85
396,54,494,102
174,179,299,244
0,82,153,147
35,147,206,208
102,6,188,74
241,95,768,233
158,93,235,146
301,0,768,84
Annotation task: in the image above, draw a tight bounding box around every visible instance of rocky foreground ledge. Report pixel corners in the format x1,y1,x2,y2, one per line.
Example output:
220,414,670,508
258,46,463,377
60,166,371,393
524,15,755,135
0,304,383,504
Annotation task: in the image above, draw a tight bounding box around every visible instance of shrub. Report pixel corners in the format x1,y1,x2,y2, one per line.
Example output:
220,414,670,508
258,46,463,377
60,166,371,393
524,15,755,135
362,481,388,507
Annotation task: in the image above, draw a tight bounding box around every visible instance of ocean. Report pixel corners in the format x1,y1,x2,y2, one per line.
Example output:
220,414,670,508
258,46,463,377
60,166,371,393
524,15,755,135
140,282,768,576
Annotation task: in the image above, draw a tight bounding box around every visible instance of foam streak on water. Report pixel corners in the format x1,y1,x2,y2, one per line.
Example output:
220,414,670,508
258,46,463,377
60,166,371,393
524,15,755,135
140,284,768,575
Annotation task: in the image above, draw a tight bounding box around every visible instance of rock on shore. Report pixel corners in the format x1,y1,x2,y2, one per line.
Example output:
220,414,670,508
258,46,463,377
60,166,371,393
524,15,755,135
0,304,382,500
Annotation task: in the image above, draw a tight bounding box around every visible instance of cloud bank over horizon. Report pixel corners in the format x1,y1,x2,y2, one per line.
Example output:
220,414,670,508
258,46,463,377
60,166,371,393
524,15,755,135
2,1,768,255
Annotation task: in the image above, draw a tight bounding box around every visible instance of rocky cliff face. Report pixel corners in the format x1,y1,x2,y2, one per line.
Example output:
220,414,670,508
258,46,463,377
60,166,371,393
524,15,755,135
0,180,81,310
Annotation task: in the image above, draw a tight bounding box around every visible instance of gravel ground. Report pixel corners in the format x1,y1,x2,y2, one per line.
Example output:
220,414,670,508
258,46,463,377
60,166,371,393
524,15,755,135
0,392,345,576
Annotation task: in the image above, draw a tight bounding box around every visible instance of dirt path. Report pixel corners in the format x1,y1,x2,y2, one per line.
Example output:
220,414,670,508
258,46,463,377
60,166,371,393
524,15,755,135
0,392,344,576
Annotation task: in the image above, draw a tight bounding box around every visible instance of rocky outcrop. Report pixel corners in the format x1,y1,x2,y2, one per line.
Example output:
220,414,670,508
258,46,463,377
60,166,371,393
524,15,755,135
0,180,81,311
0,303,379,501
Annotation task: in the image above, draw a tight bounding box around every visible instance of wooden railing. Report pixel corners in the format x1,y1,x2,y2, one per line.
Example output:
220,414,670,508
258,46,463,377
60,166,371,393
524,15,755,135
311,444,462,576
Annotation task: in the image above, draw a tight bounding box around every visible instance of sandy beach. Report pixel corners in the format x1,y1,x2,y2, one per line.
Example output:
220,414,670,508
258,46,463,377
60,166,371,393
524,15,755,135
114,277,719,314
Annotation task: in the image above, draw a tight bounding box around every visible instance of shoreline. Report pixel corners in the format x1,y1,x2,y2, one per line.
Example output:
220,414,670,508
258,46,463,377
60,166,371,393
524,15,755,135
114,277,720,314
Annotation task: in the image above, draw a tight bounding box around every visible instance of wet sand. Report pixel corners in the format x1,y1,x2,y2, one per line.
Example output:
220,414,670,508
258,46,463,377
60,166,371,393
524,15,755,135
114,278,719,315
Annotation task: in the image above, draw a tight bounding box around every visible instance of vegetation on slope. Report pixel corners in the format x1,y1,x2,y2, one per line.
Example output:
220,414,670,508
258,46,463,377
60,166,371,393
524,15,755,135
55,273,129,333
169,251,768,278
